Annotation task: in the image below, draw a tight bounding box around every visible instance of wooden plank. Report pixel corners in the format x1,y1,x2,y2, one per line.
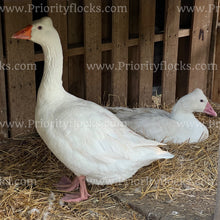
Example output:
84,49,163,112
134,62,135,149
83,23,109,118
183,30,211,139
188,0,214,93
84,0,102,103
34,28,191,63
138,0,155,106
213,26,220,103
48,0,68,91
178,29,190,38
111,0,129,106
209,0,219,98
162,0,181,105
0,10,8,139
4,0,36,137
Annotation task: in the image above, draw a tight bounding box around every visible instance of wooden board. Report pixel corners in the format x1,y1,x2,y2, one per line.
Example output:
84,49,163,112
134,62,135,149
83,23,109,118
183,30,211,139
4,0,36,137
139,0,155,106
84,0,102,103
209,0,219,99
162,0,181,105
48,0,69,91
111,0,129,106
188,0,214,94
0,10,8,138
213,26,220,103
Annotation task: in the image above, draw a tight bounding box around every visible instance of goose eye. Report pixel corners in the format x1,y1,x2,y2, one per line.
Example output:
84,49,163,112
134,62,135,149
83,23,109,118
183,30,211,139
37,26,42,30
200,99,204,102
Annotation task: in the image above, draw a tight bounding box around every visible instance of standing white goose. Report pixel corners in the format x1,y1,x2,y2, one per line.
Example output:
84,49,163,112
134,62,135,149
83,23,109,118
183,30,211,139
107,89,217,144
12,17,173,203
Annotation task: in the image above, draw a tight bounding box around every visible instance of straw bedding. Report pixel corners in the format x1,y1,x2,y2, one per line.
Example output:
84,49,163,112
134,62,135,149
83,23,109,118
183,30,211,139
0,102,219,219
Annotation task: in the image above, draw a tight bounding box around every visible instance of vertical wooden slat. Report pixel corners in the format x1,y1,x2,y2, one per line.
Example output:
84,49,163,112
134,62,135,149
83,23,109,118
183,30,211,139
4,0,35,137
162,0,181,105
0,11,8,138
139,0,156,106
209,0,219,99
213,26,220,103
188,0,214,93
112,0,129,106
84,0,102,103
48,0,69,91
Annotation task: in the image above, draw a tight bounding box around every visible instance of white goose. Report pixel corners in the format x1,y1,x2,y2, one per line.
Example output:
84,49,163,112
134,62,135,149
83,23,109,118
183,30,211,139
12,17,173,203
108,89,217,144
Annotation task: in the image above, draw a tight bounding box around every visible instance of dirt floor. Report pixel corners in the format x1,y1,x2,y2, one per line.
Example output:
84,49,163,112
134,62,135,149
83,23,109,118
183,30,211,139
0,108,219,219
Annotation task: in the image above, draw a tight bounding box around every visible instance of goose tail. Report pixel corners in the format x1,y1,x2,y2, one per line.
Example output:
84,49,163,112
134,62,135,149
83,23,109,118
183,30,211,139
159,151,174,159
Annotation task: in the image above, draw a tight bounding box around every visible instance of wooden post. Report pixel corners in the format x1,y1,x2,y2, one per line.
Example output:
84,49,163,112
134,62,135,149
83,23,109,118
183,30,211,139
0,10,8,139
162,0,181,105
4,0,36,137
112,0,129,106
214,141,220,220
48,0,69,91
139,0,156,106
84,0,102,103
188,0,214,93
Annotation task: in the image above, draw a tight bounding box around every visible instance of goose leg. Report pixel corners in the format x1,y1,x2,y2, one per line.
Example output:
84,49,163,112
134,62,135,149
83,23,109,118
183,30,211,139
56,176,79,192
61,176,90,202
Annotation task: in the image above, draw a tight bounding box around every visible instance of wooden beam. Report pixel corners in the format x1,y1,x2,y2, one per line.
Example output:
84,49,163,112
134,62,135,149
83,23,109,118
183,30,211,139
111,0,129,106
4,0,36,137
162,0,181,105
0,9,8,139
188,0,214,93
138,0,156,106
84,0,102,103
48,0,69,91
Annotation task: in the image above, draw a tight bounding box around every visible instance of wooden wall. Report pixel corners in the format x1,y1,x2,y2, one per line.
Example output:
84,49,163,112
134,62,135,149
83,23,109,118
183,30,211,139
0,0,216,138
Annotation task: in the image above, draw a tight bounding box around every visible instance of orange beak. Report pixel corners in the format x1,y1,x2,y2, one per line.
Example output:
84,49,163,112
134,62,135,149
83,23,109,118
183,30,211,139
11,25,32,40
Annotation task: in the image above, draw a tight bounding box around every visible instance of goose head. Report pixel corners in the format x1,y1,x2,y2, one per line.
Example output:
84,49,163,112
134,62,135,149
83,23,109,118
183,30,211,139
12,17,60,47
172,88,217,117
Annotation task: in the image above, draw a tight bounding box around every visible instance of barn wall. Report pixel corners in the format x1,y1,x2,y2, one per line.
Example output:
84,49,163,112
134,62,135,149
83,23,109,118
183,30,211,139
0,0,216,138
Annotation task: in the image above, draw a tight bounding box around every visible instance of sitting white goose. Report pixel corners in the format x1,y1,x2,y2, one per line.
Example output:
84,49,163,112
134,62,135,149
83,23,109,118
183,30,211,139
12,17,173,203
108,89,217,144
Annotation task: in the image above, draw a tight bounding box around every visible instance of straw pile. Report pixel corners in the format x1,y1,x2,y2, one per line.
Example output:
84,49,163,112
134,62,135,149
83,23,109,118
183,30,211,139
0,102,219,219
